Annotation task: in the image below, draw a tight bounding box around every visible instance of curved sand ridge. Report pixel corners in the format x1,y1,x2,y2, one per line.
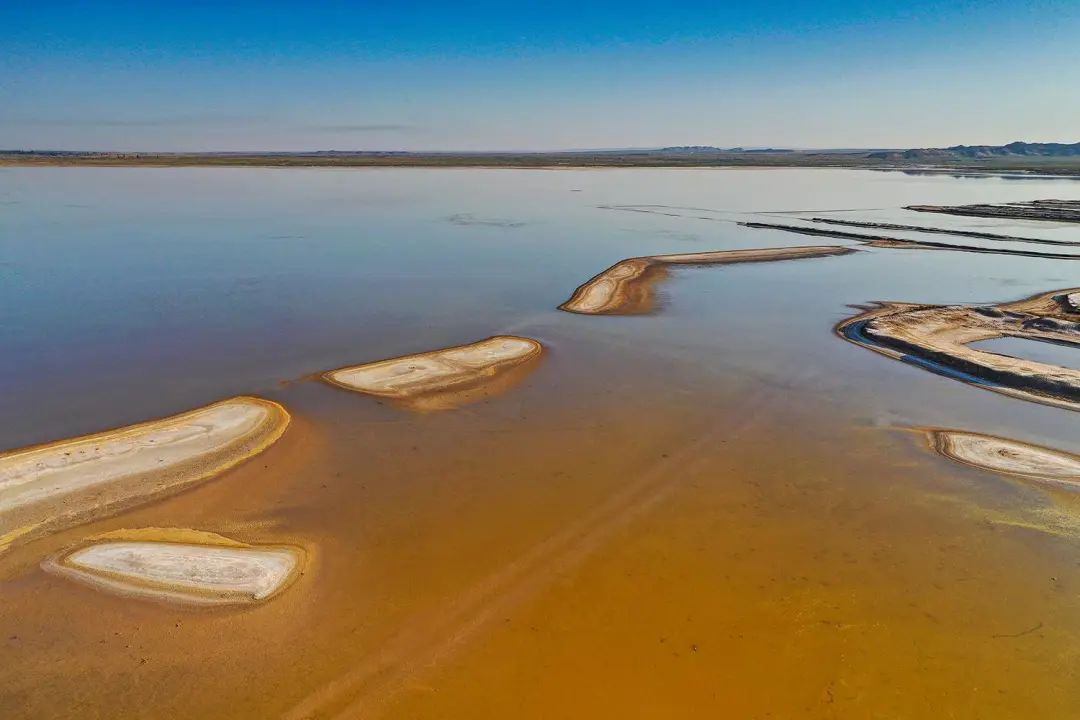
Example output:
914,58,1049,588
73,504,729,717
559,245,856,315
926,429,1080,488
325,335,543,410
837,288,1080,410
0,397,289,550
43,528,303,606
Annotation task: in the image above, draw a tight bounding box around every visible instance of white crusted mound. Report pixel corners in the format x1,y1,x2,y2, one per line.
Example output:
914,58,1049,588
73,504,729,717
324,336,542,406
46,534,301,605
0,397,289,549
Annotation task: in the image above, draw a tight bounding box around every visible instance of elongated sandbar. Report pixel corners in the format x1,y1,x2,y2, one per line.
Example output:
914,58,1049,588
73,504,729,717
0,397,289,550
837,288,1080,410
324,335,543,410
925,429,1080,487
43,528,302,605
559,245,856,315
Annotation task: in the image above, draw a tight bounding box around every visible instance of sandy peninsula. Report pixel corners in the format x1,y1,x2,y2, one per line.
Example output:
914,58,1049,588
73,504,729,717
0,397,289,550
559,245,856,315
925,429,1080,487
324,335,543,410
837,288,1080,410
43,528,302,606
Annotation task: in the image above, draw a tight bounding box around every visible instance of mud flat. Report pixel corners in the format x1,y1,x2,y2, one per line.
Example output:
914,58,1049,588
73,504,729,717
0,397,289,551
43,528,302,606
837,288,1080,410
924,429,1080,488
559,245,855,315
809,217,1080,247
740,221,1080,259
906,200,1080,223
324,335,543,410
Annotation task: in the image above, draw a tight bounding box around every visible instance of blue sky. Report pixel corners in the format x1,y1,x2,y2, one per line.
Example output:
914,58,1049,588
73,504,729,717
2,1,1078,151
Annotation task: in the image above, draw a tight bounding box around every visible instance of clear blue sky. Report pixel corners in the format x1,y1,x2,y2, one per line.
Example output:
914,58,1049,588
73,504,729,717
2,1,1077,151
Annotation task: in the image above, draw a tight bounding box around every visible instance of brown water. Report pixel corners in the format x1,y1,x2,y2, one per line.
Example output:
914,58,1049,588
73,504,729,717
1,168,1079,719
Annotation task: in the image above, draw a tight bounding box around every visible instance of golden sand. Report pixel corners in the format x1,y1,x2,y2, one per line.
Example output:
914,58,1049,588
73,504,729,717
324,335,543,410
559,245,856,315
0,397,289,551
43,528,302,606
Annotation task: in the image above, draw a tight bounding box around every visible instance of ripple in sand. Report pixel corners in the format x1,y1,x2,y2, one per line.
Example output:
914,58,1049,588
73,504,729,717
324,335,543,410
925,429,1080,487
559,245,855,315
837,288,1080,410
0,397,290,551
43,528,303,605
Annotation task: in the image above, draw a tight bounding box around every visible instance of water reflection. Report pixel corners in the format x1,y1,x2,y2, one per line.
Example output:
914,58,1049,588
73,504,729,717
1,167,1079,719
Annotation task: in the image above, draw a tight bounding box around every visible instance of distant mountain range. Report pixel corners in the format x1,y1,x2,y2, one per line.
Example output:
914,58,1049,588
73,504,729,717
3,141,1079,173
869,141,1080,161
659,146,794,154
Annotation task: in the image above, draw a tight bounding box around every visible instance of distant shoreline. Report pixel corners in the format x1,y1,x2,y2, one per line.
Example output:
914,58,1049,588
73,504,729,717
3,150,1080,176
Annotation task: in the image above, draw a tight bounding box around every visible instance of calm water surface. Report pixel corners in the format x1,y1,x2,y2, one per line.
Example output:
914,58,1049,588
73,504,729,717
1,168,1079,719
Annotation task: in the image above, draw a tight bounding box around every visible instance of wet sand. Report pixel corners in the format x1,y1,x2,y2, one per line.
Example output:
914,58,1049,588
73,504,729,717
0,397,289,551
558,246,855,315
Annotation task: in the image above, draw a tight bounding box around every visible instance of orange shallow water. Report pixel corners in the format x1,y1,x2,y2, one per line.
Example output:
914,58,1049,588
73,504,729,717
2,354,1078,720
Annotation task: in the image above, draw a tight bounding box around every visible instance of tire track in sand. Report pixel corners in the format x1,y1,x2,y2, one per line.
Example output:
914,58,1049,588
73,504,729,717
283,388,777,720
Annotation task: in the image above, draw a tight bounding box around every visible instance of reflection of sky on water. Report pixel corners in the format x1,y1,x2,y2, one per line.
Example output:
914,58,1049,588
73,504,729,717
2,167,1078,451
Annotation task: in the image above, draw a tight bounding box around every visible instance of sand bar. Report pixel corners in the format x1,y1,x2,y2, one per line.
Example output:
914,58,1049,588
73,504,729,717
44,528,302,605
837,288,1080,410
0,397,289,550
926,429,1080,487
559,245,855,315
324,336,543,409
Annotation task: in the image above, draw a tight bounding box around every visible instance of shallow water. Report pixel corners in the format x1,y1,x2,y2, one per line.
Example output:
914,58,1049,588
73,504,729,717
972,336,1080,372
1,167,1079,719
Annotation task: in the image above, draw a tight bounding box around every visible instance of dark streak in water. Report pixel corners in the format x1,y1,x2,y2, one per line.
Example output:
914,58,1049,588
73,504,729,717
740,222,1080,260
809,217,1080,247
907,200,1080,223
